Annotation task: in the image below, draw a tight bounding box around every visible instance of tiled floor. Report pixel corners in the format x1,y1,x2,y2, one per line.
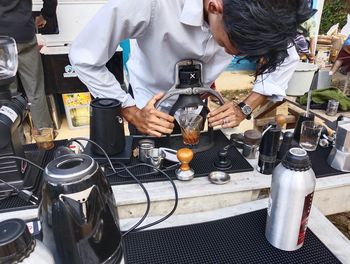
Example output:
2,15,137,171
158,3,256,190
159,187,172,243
55,117,89,140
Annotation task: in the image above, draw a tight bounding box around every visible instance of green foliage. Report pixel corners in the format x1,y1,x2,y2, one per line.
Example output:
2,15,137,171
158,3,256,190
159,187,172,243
320,0,348,34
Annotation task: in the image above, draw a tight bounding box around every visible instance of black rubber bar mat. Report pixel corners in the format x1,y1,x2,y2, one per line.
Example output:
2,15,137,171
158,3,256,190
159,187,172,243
0,140,67,213
123,209,340,264
105,130,254,185
289,141,348,178
308,146,347,178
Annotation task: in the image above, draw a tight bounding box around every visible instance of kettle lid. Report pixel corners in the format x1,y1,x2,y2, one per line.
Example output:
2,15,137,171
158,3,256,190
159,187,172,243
0,219,34,263
90,98,121,109
44,154,98,184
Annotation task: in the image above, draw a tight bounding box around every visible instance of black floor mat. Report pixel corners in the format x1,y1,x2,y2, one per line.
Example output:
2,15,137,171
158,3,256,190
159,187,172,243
105,130,254,185
123,209,340,264
0,140,67,213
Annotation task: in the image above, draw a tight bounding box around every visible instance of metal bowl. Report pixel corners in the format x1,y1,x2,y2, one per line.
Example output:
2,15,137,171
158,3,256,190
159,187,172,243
208,171,231,185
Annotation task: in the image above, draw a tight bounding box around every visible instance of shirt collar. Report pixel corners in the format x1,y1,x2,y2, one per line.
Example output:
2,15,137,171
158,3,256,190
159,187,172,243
179,0,205,27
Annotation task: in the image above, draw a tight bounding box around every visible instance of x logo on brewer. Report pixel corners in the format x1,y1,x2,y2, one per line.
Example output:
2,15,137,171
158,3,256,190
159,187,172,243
190,73,196,79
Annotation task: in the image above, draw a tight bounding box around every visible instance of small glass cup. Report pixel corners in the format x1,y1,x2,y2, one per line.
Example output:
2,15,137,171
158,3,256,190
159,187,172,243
178,114,203,146
325,100,339,116
299,121,323,151
32,127,54,150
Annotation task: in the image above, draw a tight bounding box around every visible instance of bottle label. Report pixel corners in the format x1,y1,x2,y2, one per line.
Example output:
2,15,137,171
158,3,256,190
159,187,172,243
0,106,18,122
297,192,314,245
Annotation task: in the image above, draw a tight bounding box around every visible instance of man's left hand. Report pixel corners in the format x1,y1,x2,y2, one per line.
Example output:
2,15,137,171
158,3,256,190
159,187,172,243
35,15,47,29
208,102,246,128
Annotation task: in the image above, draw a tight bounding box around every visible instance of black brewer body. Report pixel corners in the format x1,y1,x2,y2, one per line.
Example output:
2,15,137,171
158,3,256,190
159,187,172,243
277,131,294,161
257,124,281,175
39,154,123,264
90,98,125,155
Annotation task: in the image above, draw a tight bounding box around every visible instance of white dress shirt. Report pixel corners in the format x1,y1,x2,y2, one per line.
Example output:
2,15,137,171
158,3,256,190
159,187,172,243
69,0,299,109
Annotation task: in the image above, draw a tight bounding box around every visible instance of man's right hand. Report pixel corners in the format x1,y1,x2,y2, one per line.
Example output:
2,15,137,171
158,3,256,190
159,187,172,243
121,92,175,137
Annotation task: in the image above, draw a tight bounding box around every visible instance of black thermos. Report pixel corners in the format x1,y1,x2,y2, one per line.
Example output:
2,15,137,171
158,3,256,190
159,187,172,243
90,98,125,155
257,123,281,175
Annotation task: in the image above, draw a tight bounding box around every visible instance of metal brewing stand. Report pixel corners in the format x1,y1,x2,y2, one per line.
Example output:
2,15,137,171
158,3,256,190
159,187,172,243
155,59,225,153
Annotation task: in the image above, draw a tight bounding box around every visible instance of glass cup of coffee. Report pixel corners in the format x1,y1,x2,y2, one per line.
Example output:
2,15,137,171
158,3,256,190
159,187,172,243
299,121,323,151
32,127,55,150
178,114,203,146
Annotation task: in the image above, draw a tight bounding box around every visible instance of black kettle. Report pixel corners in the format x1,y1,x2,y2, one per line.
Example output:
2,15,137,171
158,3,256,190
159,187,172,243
90,98,125,155
39,153,123,264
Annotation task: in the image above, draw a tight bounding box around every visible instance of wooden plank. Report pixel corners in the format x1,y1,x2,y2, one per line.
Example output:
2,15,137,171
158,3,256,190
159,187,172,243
255,115,296,127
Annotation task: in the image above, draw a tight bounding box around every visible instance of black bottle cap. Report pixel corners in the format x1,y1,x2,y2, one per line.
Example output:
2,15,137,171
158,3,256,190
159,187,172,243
0,219,35,263
282,148,312,171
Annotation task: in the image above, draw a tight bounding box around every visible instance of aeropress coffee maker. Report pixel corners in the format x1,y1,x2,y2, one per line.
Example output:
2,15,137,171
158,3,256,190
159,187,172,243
155,59,225,152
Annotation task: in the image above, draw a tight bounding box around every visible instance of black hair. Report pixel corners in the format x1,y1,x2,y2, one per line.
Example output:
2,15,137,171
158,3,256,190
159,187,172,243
222,0,316,78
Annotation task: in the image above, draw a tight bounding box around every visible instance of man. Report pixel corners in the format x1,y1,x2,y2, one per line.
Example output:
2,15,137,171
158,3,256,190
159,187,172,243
69,0,315,137
295,0,316,62
0,0,56,130
330,35,350,75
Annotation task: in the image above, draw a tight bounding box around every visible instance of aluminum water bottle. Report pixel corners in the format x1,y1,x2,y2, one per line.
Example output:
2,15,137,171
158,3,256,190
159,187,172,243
266,148,316,251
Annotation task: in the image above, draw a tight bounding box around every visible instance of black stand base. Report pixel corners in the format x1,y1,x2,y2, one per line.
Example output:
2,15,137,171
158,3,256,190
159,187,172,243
83,136,133,164
165,131,215,153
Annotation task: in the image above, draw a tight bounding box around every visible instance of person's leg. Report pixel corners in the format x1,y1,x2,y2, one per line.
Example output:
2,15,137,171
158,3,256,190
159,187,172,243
16,36,53,129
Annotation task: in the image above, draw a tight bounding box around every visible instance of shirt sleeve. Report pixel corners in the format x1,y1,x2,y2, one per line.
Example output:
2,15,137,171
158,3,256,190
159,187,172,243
252,46,299,101
69,0,155,108
41,0,57,19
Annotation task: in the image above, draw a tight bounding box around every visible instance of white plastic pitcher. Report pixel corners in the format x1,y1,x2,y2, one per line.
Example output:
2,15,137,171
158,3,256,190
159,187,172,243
286,62,318,96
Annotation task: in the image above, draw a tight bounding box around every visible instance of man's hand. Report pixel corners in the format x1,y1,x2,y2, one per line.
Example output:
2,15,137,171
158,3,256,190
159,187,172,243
121,92,175,137
208,102,245,128
35,15,47,29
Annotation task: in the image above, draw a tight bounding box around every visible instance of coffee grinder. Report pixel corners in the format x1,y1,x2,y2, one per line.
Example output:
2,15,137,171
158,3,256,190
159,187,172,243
0,36,45,198
155,59,225,152
0,36,30,194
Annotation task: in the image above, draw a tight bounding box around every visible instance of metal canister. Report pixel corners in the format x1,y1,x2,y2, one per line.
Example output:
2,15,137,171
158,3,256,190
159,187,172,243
265,148,316,251
138,139,155,163
242,130,262,159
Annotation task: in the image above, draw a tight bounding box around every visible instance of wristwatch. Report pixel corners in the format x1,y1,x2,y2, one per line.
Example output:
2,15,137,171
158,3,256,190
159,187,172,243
237,102,252,120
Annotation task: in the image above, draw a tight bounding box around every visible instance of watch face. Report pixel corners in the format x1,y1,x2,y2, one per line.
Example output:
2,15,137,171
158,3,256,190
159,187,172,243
242,105,252,115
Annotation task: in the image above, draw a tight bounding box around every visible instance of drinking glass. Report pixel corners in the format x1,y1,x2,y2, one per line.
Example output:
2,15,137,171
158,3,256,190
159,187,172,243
299,121,323,151
178,114,203,146
325,100,339,116
32,127,55,150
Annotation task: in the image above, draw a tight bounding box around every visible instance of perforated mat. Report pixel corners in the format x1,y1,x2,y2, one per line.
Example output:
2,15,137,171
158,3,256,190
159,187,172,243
0,140,67,213
287,141,347,178
308,146,347,178
123,209,340,264
105,130,254,185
